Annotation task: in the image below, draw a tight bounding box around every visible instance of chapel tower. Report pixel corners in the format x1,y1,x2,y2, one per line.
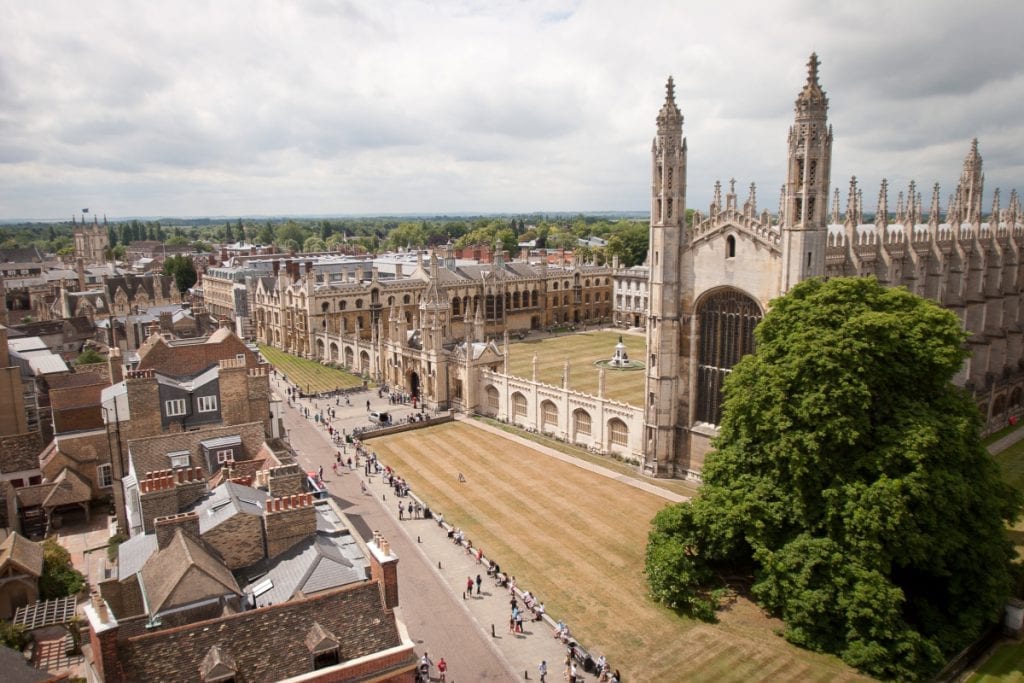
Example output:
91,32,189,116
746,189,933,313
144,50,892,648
780,53,833,291
643,77,687,477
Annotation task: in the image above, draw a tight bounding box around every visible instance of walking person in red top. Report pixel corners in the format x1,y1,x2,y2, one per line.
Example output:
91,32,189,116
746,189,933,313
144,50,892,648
437,657,447,682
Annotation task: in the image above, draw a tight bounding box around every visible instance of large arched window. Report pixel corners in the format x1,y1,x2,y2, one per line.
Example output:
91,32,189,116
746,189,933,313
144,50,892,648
695,289,762,425
512,392,528,418
541,400,558,429
486,385,499,412
608,419,628,447
573,409,591,438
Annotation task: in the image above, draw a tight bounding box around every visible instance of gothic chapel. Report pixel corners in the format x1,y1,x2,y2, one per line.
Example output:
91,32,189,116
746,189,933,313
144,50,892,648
643,54,1024,478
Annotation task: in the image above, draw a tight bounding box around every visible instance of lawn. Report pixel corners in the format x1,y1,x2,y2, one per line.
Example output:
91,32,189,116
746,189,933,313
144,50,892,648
968,640,1024,682
371,422,865,683
258,344,366,392
507,331,646,406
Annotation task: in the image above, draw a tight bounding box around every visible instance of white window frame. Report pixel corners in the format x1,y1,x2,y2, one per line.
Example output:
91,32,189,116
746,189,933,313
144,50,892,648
216,449,234,464
168,453,190,469
197,395,218,413
165,398,187,417
97,463,113,488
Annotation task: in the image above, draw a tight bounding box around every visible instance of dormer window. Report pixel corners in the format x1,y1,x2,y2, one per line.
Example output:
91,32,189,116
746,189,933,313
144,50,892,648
167,451,190,469
306,622,341,671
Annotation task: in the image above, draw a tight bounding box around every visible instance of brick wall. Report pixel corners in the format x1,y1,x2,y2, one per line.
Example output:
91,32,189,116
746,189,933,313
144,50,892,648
138,474,177,534
218,363,249,426
125,370,161,440
154,511,201,550
202,510,264,569
266,463,304,497
263,494,316,559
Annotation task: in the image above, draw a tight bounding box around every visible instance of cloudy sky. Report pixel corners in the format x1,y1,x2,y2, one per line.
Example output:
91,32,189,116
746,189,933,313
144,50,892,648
2,0,1022,221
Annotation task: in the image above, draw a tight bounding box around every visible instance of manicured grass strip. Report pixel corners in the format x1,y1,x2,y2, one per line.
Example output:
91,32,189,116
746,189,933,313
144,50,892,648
507,331,646,406
474,416,700,500
967,640,1024,682
372,423,865,683
258,344,366,392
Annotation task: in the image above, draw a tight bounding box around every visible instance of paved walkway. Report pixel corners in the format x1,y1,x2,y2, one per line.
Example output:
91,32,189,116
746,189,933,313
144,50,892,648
277,377,582,682
987,424,1024,455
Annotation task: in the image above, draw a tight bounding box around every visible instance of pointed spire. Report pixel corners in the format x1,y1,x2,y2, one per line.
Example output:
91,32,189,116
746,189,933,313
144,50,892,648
896,190,905,224
929,183,942,223
908,181,918,224
992,188,1001,224
830,187,840,224
876,179,889,228
846,176,858,223
748,182,757,212
712,180,722,213
657,76,682,130
795,52,827,111
778,184,786,223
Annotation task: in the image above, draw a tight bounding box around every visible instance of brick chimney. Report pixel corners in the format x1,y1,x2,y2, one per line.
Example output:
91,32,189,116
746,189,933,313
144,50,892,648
262,493,316,559
266,463,304,497
368,531,399,609
154,511,200,550
85,592,122,683
107,346,123,384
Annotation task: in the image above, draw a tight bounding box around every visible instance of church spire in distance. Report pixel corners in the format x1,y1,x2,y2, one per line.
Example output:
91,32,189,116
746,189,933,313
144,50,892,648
657,76,682,130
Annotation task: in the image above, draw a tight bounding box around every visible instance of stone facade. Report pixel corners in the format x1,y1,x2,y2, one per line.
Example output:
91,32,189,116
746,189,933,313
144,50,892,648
644,54,1024,478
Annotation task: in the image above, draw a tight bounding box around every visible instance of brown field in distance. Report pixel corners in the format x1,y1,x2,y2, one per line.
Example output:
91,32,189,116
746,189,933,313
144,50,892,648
371,422,866,682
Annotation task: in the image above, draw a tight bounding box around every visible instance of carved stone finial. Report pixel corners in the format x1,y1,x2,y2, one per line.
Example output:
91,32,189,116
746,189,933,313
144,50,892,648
807,52,820,86
666,76,675,103
729,178,736,195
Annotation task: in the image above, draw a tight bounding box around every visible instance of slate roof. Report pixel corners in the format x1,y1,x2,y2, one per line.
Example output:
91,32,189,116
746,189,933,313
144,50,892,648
0,531,43,577
120,582,405,683
0,643,57,683
196,481,268,534
240,529,368,608
117,533,159,580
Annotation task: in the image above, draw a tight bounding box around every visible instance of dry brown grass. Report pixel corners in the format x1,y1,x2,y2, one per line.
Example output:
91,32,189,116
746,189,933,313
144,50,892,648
507,331,646,405
371,422,867,682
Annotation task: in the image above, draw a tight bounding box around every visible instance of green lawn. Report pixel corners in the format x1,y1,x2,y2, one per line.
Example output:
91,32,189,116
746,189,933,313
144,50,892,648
372,423,864,683
507,331,646,406
968,640,1024,682
258,344,366,392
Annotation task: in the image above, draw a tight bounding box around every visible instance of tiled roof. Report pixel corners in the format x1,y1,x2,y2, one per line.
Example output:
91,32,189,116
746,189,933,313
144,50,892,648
42,467,93,508
127,422,265,480
121,582,405,682
140,529,241,614
0,531,43,577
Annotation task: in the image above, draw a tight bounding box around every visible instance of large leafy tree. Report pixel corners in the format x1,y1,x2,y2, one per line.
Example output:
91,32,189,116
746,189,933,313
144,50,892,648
645,277,1022,680
163,254,198,293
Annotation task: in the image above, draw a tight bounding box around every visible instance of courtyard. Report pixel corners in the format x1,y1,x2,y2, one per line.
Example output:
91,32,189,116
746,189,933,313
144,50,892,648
370,421,865,682
506,330,647,406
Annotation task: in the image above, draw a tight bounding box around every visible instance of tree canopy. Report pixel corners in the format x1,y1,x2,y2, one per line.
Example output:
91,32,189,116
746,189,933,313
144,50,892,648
39,538,85,600
645,277,1022,680
162,254,198,293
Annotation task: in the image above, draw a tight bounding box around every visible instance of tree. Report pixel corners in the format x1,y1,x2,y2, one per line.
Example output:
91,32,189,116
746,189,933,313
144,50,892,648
39,538,85,599
76,348,105,365
303,236,327,253
605,222,648,267
164,235,190,247
163,254,198,293
224,220,234,243
645,277,1022,680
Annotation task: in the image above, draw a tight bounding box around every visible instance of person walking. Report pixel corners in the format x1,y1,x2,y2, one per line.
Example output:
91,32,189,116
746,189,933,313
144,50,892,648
398,502,404,520
465,576,473,597
437,657,447,682
475,574,482,595
538,660,547,682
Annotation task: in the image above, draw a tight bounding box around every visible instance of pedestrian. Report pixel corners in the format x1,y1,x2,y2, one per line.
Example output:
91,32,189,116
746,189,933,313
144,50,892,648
318,464,324,481
437,656,447,682
475,574,482,595
570,660,578,683
398,502,404,520
538,660,547,683
466,576,473,596
366,399,370,411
